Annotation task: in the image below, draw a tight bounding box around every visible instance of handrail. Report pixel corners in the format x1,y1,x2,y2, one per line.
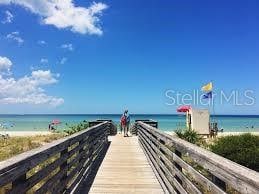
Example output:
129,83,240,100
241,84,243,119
136,121,259,194
0,121,110,194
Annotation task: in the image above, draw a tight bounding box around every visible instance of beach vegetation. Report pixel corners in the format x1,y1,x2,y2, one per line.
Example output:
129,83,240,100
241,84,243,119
0,120,90,162
210,133,259,172
175,128,203,145
64,120,89,135
0,134,64,162
0,134,65,193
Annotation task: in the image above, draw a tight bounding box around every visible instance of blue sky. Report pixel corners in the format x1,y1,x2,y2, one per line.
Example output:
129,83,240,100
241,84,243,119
0,0,258,114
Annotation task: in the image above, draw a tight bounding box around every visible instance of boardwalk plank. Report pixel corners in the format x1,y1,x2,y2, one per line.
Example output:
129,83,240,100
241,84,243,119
87,135,164,194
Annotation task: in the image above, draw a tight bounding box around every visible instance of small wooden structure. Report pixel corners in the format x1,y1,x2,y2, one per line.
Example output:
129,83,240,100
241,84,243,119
88,120,113,127
89,120,117,135
186,109,210,135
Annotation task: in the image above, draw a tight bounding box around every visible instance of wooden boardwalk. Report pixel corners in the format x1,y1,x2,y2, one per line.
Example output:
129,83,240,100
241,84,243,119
88,134,164,194
2,121,258,194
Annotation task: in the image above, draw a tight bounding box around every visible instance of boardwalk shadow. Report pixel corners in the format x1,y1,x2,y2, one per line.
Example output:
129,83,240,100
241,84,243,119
75,141,111,194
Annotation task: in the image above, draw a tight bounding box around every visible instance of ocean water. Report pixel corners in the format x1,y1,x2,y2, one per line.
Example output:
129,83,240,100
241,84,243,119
0,114,259,132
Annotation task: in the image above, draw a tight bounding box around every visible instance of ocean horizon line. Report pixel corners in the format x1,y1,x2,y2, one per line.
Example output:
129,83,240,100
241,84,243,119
0,113,259,117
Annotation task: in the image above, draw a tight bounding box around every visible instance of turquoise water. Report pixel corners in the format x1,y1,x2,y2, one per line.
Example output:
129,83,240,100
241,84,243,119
0,114,259,132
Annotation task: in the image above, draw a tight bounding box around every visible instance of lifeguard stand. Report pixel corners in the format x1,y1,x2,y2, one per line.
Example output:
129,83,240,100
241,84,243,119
186,109,210,135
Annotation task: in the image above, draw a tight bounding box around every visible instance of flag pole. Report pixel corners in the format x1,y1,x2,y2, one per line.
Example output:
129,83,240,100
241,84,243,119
211,81,216,123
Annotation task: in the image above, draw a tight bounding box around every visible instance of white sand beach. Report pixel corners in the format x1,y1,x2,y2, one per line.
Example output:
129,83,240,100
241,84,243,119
217,131,259,137
1,131,52,137
165,131,259,137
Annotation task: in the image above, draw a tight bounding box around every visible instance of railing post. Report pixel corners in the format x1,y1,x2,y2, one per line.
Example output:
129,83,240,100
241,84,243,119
136,123,139,136
59,147,69,192
88,134,95,167
78,138,86,166
105,123,109,142
11,174,26,192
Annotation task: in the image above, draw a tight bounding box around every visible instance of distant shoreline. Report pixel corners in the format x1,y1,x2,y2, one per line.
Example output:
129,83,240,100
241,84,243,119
166,131,259,137
3,130,259,138
1,131,52,137
0,114,259,117
1,114,259,132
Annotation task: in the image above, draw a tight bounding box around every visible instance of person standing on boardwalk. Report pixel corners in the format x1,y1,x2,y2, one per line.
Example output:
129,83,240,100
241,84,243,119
120,113,126,134
124,110,130,136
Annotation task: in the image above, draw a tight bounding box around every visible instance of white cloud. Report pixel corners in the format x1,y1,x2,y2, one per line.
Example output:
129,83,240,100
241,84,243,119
1,10,13,24
31,70,57,85
0,94,64,107
40,58,48,64
60,57,67,64
0,0,108,35
0,56,12,73
61,43,73,51
37,40,47,45
0,57,64,107
6,31,24,45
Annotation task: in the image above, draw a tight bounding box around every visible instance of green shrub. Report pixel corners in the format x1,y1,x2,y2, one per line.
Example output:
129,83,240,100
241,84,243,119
175,129,184,139
210,133,259,172
64,120,89,135
175,129,201,145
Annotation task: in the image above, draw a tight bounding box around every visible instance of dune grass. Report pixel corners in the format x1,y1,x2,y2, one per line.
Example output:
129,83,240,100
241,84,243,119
0,134,65,162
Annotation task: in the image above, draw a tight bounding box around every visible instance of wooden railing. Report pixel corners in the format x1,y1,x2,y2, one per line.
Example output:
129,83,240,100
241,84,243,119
89,120,117,135
135,120,158,128
0,122,110,194
131,120,158,135
136,121,259,194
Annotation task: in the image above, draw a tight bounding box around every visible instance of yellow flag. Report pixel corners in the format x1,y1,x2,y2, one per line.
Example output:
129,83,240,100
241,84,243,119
202,82,213,91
